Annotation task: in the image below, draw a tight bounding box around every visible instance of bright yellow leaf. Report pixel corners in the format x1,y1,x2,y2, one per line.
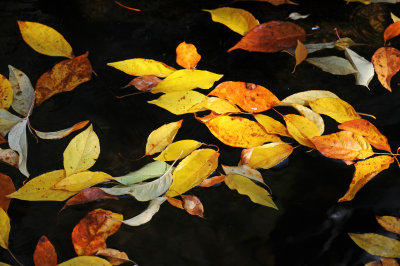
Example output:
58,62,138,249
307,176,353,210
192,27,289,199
0,208,10,249
253,114,290,137
63,124,100,176
153,140,202,161
0,74,13,109
148,91,207,115
284,114,321,148
349,233,400,258
224,174,277,209
54,171,112,192
291,104,325,135
309,97,361,123
166,149,219,197
203,7,259,36
7,170,76,201
241,142,294,169
151,69,223,94
145,120,182,155
58,256,112,266
190,97,241,114
17,21,74,58
107,58,175,77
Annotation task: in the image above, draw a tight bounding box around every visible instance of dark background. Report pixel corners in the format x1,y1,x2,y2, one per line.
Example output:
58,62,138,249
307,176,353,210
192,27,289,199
1,0,400,265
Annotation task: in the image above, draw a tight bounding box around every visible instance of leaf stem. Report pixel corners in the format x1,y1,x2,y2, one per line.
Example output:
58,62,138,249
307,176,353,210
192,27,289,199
113,0,141,11
115,91,147,99
8,249,24,266
117,152,147,162
357,112,376,119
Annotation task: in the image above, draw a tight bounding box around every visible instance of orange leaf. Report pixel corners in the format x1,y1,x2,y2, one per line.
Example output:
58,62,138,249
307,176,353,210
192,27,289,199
228,21,305,53
377,216,400,235
181,195,204,218
371,47,400,92
384,21,400,42
311,131,374,162
0,135,6,144
176,42,201,69
199,175,225,187
338,119,391,152
209,81,280,113
366,258,399,266
167,197,184,209
294,39,307,69
72,209,123,256
0,173,15,211
124,75,161,91
35,52,92,105
284,114,320,148
33,235,57,266
60,188,118,212
338,155,394,202
96,248,133,265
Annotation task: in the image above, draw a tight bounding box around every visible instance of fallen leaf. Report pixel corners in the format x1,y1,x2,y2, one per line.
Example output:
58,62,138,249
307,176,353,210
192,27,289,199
0,148,19,168
280,90,339,106
96,248,133,266
0,110,22,135
54,171,112,192
0,74,12,109
349,233,400,258
167,197,184,209
392,12,400,23
224,174,277,209
8,119,29,176
61,187,118,211
228,21,306,52
0,135,6,144
194,111,220,123
365,257,399,266
113,0,140,11
17,21,74,58
181,195,204,218
309,97,361,123
284,42,336,55
209,81,280,113
377,216,400,234
288,12,310,20
124,75,161,91
291,104,325,135
371,47,400,92
34,120,90,140
0,208,10,249
306,56,357,75
153,140,202,161
384,21,400,42
8,65,35,117
35,52,93,105
253,114,290,137
203,7,259,36
58,256,112,266
63,124,100,176
166,149,219,197
339,155,394,202
222,164,265,184
114,161,169,185
199,175,225,187
72,209,123,256
338,119,391,152
33,235,57,266
334,37,360,50
190,97,241,114
284,114,321,148
294,39,308,71
240,142,294,169
123,197,167,226
145,120,182,156
205,115,281,148
344,48,374,89
107,58,176,77
0,173,15,211
176,42,201,69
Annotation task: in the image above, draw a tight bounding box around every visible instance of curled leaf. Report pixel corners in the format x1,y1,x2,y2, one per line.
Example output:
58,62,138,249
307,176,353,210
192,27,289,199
123,197,167,226
190,97,241,114
291,104,325,135
145,120,182,156
181,195,204,218
344,48,374,89
107,58,175,77
33,236,57,266
240,142,294,169
34,120,90,140
199,175,225,187
176,42,201,69
96,248,133,266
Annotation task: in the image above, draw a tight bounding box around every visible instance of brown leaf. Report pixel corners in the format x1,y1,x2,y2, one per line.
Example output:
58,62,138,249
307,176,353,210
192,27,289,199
377,216,400,235
181,195,204,218
0,148,19,168
0,173,15,211
366,258,399,266
35,52,92,105
123,75,161,91
72,209,123,256
176,42,201,69
294,39,307,70
33,235,57,266
384,21,400,42
96,248,132,265
371,47,400,92
199,175,225,187
0,135,6,144
167,197,184,209
60,188,119,212
228,21,305,53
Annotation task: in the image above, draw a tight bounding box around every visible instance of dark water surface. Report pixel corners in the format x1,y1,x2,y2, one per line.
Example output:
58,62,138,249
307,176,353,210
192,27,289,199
1,0,400,265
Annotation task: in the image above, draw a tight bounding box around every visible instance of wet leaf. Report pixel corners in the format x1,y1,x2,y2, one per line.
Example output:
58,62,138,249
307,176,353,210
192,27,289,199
58,256,112,266
8,65,35,117
123,197,167,226
371,47,400,92
0,208,10,249
0,74,12,109
349,233,400,258
294,39,307,70
280,90,339,106
306,56,357,75
145,120,182,156
34,120,90,140
124,75,161,91
224,174,277,209
63,124,100,176
153,140,202,161
365,257,399,266
203,7,259,36
0,148,19,168
345,48,374,89
284,114,321,148
206,115,281,148
384,21,400,42
285,42,336,55
0,135,6,144
339,155,394,202
190,97,241,114
228,21,305,53
309,97,361,123
61,187,118,211
334,37,359,50
96,248,133,266
253,114,290,137
240,142,294,169
33,235,57,266
72,209,123,256
199,175,225,187
0,173,15,211
0,110,22,135
291,104,325,135
222,164,265,184
35,52,92,105
377,216,400,234
107,58,176,77
288,12,310,20
54,171,112,192
338,119,391,152
181,195,204,218
166,149,219,197
167,197,184,209
392,12,400,23
176,42,201,69
114,161,169,185
17,21,74,58
8,119,29,176
209,81,280,113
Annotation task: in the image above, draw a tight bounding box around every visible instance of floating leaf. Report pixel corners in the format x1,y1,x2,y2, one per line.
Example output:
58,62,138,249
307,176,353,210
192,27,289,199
0,173,15,211
288,12,310,20
124,75,161,91
166,149,219,197
0,110,22,135
72,209,123,256
54,171,112,192
61,187,118,212
181,195,204,218
34,120,90,140
365,257,399,266
176,42,201,69
344,48,374,89
240,142,294,169
33,235,57,266
8,119,29,177
349,233,400,258
0,135,6,145
0,148,19,168
209,81,280,113
58,256,112,266
224,174,277,209
280,90,339,106
63,124,100,176
96,248,133,266
309,97,361,123
291,104,325,135
153,140,202,161
377,216,400,235
392,12,400,23
190,97,241,114
371,47,400,92
167,197,184,209
8,65,35,117
306,56,357,75
339,155,394,202
284,114,320,148
285,42,336,55
0,74,12,109
253,114,290,137
294,39,307,71
145,120,182,156
203,7,259,36
384,21,400,42
0,208,10,249
114,161,169,185
123,197,167,226
107,58,175,77
334,37,359,50
199,175,225,187
222,164,265,184
17,21,74,58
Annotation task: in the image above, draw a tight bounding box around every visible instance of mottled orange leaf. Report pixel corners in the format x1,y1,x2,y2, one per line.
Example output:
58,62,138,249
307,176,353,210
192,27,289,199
228,21,305,53
371,47,400,92
167,197,184,209
60,188,118,212
199,175,225,187
384,21,400,42
123,75,161,91
209,81,280,113
377,216,400,235
33,235,57,266
338,155,394,202
338,119,391,152
0,173,15,211
284,114,320,148
72,209,123,256
35,52,92,105
176,42,201,69
312,131,374,162
181,195,204,218
96,248,133,266
365,258,399,266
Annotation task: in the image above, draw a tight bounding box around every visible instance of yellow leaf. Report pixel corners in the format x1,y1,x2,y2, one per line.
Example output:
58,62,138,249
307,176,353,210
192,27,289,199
203,7,259,36
7,170,76,201
291,104,325,135
205,115,281,148
253,114,290,137
284,114,321,148
107,58,175,77
309,97,361,123
240,142,294,169
148,91,207,115
392,12,400,23
145,120,183,155
17,21,74,58
190,97,241,114
151,69,223,94
224,174,277,209
349,233,400,258
63,124,100,176
377,216,400,235
153,140,202,161
0,208,10,249
165,149,219,197
54,171,112,192
58,256,112,266
0,74,13,109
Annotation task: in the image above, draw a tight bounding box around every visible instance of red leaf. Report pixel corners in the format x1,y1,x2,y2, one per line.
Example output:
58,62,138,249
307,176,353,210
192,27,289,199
33,235,57,266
